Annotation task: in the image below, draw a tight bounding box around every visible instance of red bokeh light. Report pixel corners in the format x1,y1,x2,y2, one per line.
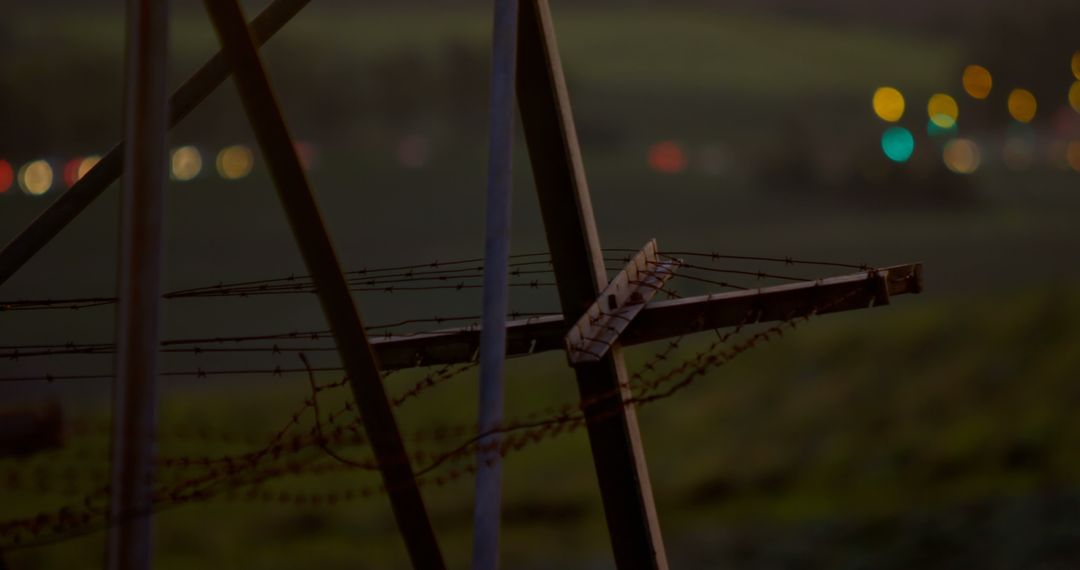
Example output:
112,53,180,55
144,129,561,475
0,160,12,193
648,141,687,174
63,158,82,188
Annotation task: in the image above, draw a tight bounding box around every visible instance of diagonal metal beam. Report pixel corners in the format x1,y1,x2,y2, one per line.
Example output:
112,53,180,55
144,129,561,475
0,0,312,287
201,1,445,567
516,1,669,567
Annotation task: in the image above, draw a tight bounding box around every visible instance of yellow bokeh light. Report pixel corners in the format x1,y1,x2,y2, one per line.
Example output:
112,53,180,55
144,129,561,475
216,145,254,180
171,146,203,181
927,94,959,128
18,160,53,195
962,65,992,99
1073,51,1080,80
872,87,905,122
1070,81,1080,114
943,139,980,175
1007,89,1037,123
77,155,101,180
1067,141,1080,173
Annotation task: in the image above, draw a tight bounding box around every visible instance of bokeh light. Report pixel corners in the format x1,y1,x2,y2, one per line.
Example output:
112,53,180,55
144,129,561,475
872,87,905,122
62,158,83,188
943,139,981,174
1073,51,1080,81
171,146,203,181
1002,138,1034,172
962,65,992,99
18,160,54,195
1068,141,1080,173
927,116,958,138
216,145,254,180
1070,81,1080,114
0,160,13,193
1007,89,1037,123
77,156,101,180
927,94,959,128
648,141,688,174
880,127,914,162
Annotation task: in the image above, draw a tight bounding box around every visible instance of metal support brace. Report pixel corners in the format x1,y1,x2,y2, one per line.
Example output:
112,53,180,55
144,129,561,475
565,240,681,364
516,1,669,566
202,1,444,567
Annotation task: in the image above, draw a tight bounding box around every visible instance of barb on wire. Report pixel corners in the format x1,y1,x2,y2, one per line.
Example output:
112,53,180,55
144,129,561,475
0,249,879,312
0,250,890,550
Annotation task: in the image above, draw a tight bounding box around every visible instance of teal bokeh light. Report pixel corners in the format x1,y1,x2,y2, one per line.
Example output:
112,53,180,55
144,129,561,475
881,126,915,162
927,115,958,138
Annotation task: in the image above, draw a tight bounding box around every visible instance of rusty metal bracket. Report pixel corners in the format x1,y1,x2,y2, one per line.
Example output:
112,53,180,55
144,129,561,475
564,239,681,364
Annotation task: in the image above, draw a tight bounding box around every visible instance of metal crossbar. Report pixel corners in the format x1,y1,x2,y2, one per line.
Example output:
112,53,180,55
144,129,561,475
565,240,681,364
367,263,922,370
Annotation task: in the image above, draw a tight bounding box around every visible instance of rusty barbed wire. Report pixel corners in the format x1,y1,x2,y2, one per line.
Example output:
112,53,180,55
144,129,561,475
0,292,841,549
0,250,888,550
0,250,871,312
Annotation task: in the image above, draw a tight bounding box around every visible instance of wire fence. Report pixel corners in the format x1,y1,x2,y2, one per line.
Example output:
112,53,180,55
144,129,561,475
0,249,886,551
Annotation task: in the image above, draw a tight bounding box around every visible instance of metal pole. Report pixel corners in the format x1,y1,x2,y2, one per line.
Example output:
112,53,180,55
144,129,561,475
201,1,445,566
107,0,170,567
0,0,311,287
516,1,669,567
473,1,519,569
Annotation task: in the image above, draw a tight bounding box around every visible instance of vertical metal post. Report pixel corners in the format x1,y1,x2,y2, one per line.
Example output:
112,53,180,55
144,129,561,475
107,0,170,567
201,1,445,567
516,1,669,568
472,1,519,569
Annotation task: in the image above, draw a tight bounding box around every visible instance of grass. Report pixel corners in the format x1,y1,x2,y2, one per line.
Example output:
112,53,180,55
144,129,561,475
2,3,1079,567
4,284,1080,568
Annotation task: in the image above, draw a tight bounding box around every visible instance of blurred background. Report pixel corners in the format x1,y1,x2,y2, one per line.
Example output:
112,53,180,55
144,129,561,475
1,0,1080,568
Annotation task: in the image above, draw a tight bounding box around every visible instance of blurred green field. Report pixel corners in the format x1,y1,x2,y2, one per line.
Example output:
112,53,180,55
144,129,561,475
5,286,1080,568
11,4,959,94
3,2,1080,568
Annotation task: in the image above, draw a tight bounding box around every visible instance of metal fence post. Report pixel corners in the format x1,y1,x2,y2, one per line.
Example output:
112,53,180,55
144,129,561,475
201,0,445,566
473,1,520,568
516,1,669,567
107,0,171,567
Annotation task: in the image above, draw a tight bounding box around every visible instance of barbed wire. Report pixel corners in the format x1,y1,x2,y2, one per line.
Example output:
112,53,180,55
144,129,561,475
0,281,866,550
0,250,869,312
0,248,889,550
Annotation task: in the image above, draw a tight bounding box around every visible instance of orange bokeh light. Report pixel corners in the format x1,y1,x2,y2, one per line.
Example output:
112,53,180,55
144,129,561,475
1008,89,1037,123
1067,141,1080,173
962,65,992,99
648,141,688,174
